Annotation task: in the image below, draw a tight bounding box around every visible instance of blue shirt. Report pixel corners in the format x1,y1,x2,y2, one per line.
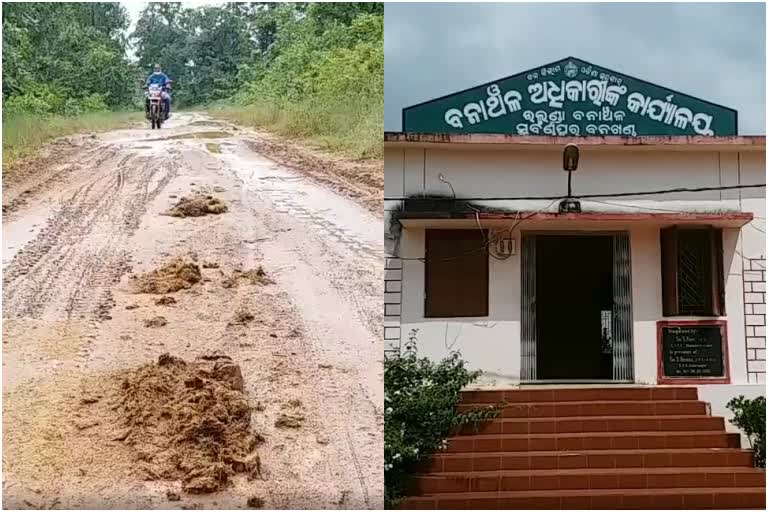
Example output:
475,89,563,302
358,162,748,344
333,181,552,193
146,72,170,88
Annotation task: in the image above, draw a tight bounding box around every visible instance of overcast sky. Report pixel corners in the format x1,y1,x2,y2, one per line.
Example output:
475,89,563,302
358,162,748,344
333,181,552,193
385,2,766,134
123,1,146,36
122,1,225,60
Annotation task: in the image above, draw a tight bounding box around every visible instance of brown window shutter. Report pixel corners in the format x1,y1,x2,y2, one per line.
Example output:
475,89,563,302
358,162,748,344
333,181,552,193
709,227,725,316
425,230,489,318
660,226,679,316
661,226,724,317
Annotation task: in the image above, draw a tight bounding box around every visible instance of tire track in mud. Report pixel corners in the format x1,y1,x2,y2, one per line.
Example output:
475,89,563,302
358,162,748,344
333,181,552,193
195,138,384,507
4,114,383,508
240,137,382,215
3,144,119,216
231,164,384,508
3,150,180,328
245,183,383,342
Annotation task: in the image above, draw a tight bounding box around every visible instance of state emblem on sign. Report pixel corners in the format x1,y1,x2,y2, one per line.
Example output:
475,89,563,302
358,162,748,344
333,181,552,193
564,61,579,78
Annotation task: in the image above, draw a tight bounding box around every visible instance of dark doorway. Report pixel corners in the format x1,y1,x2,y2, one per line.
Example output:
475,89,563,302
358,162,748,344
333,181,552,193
536,235,614,380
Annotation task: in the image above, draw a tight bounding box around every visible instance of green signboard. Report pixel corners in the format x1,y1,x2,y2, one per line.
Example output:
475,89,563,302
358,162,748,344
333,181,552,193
402,57,737,136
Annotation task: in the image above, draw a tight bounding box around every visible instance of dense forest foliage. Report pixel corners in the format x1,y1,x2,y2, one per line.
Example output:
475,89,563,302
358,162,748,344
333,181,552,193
3,2,383,158
3,2,136,115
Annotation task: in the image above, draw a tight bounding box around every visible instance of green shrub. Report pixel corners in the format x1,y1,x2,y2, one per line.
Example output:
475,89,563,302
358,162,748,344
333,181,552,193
211,10,383,160
4,83,110,117
727,395,765,468
384,330,502,508
210,91,381,160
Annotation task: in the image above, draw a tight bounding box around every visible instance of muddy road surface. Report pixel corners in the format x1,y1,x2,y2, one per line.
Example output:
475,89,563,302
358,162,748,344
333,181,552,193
2,113,383,509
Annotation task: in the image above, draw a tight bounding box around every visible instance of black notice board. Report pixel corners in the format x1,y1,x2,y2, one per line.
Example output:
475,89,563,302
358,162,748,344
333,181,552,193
661,325,725,378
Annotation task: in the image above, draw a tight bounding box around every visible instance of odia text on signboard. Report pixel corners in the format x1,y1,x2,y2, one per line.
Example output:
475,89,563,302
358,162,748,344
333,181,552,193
403,57,737,137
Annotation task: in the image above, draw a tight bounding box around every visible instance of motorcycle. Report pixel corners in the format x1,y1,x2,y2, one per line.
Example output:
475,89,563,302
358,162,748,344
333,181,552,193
145,84,169,129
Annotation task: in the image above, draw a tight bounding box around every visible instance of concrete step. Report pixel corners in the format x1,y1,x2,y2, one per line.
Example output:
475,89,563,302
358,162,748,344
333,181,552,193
453,415,724,437
460,387,699,405
428,448,756,472
414,466,766,494
401,486,767,509
457,399,707,418
442,430,740,452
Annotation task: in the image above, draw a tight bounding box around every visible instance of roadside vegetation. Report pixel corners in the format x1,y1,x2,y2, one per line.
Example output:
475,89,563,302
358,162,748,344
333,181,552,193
210,4,383,159
2,3,139,166
3,112,140,165
132,3,383,159
4,3,383,166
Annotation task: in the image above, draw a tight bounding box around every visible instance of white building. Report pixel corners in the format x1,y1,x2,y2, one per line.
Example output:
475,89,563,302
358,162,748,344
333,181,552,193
384,59,766,418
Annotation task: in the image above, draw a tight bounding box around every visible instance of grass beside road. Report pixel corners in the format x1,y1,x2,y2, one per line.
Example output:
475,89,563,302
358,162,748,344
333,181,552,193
208,94,382,160
2,111,142,167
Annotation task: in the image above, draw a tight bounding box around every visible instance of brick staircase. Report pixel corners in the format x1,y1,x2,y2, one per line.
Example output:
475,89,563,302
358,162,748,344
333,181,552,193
403,387,766,509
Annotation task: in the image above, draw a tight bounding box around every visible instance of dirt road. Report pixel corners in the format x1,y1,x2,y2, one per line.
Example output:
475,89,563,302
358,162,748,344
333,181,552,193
2,113,383,509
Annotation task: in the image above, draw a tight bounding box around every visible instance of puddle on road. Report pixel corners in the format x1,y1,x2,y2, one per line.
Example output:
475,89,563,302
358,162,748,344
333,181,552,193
206,142,222,154
131,131,232,145
167,131,231,140
188,120,228,128
3,206,52,268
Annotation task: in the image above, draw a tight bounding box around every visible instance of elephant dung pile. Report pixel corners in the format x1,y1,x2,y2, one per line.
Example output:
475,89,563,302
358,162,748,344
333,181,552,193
116,353,261,493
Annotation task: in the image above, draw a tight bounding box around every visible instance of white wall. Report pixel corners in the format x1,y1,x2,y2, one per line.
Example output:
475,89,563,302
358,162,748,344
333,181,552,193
385,147,763,223
385,147,757,204
387,145,766,387
399,228,522,386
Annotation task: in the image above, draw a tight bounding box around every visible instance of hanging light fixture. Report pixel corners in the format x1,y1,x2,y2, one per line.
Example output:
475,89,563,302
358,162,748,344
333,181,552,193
559,143,582,213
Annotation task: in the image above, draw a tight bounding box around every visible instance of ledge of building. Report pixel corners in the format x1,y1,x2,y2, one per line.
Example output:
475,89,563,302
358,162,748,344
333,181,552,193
384,132,766,151
398,210,754,229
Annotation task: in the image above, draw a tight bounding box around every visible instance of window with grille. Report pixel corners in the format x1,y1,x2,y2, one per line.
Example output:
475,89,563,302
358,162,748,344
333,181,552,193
661,226,724,317
425,230,489,318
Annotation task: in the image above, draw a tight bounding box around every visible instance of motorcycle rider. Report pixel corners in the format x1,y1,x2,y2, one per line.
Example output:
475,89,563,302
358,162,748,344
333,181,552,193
145,64,172,119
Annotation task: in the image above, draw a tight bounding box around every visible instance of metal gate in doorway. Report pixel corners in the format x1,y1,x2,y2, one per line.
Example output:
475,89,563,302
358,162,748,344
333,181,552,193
520,232,634,382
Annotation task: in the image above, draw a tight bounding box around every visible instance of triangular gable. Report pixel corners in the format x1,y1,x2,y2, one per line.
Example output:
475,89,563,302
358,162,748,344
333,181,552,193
402,57,737,136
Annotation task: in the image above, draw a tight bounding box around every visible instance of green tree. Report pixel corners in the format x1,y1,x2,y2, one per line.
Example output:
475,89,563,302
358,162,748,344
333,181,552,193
3,2,136,114
131,3,190,93
4,1,384,159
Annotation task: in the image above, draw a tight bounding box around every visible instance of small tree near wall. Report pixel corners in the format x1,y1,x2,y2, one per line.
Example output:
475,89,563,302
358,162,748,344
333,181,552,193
384,329,502,508
727,395,765,468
